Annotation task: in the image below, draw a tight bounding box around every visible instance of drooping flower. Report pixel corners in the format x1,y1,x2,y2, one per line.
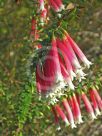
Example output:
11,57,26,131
72,94,83,124
35,27,101,129
36,63,52,94
42,36,66,99
59,55,75,90
81,92,96,120
52,36,65,82
48,0,59,12
54,104,69,125
89,88,102,111
76,93,81,105
63,30,92,68
61,36,81,69
89,89,101,116
48,0,64,12
54,0,64,11
46,36,64,83
68,96,76,119
57,38,76,81
61,36,86,81
52,106,61,130
62,99,76,128
52,105,59,125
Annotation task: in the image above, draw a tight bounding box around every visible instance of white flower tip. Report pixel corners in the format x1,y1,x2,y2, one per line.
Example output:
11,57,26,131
77,69,86,76
81,76,86,80
73,59,81,69
61,4,65,10
85,61,93,69
57,5,65,13
76,69,87,81
70,71,76,81
82,57,93,68
40,18,45,26
56,126,61,131
71,123,77,129
95,108,101,116
77,116,84,124
50,97,59,105
56,9,60,12
91,112,97,120
56,73,64,83
59,81,66,89
65,119,69,126
40,3,45,11
58,4,65,11
57,13,62,18
67,80,75,90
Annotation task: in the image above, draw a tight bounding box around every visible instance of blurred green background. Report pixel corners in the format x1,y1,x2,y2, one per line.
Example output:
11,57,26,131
0,0,102,136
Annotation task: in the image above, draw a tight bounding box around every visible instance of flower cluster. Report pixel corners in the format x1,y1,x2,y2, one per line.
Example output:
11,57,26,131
36,29,92,99
52,88,102,128
35,28,102,128
31,0,102,129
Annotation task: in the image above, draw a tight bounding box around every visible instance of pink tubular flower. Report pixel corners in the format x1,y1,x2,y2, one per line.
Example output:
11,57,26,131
81,92,96,120
72,94,83,124
64,30,92,68
62,36,86,81
89,88,102,111
54,104,69,125
52,105,59,125
43,36,63,82
56,38,76,80
62,36,81,69
50,36,64,83
76,93,81,106
89,89,101,116
41,36,65,99
54,0,64,11
62,99,76,128
59,55,75,90
36,64,48,94
48,0,60,12
68,96,76,119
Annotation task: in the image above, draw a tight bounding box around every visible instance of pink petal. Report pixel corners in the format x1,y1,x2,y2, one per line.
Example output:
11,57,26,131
54,104,69,125
81,92,96,120
62,99,76,128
